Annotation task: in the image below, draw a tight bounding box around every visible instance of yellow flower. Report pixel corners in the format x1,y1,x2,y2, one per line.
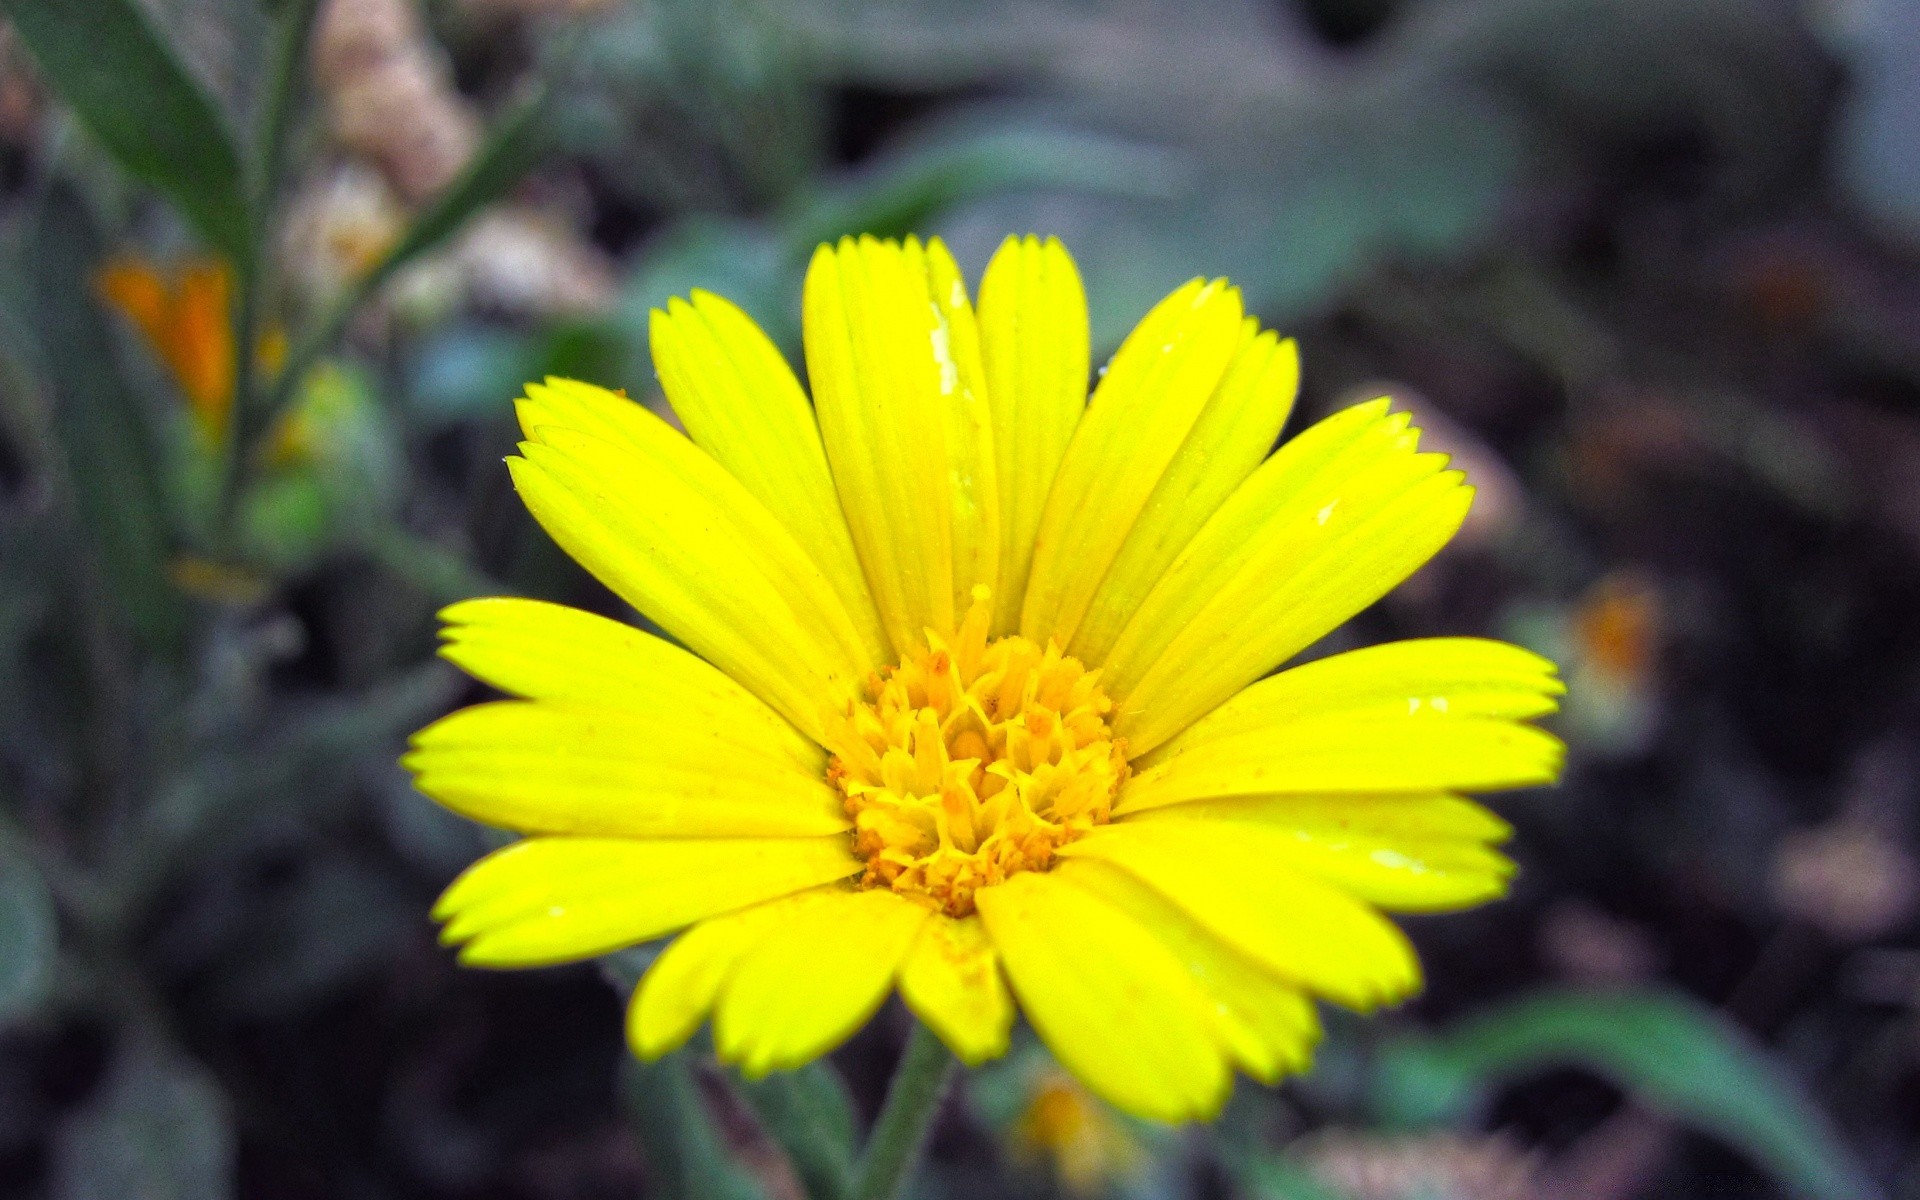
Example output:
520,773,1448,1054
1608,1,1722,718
97,257,236,441
404,235,1564,1123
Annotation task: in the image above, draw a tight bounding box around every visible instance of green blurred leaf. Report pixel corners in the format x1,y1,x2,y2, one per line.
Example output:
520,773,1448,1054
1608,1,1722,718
780,116,1181,252
1374,988,1881,1200
51,1036,235,1200
238,470,328,572
621,1052,767,1200
19,186,183,651
0,835,57,1025
408,328,539,423
269,82,555,417
1233,1155,1351,1200
735,1062,857,1200
619,218,796,360
6,0,248,258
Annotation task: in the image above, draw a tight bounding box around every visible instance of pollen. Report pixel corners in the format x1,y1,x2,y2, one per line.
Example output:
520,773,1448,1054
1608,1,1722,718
826,588,1128,916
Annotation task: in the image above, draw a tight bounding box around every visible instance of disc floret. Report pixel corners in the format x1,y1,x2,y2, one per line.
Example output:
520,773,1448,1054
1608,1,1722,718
828,589,1128,916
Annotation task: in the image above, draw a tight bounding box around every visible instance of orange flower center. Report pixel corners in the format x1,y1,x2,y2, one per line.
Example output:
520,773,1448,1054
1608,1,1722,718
827,589,1127,917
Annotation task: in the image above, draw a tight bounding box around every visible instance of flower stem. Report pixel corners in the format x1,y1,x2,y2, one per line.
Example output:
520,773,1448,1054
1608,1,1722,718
219,0,320,537
851,1022,955,1200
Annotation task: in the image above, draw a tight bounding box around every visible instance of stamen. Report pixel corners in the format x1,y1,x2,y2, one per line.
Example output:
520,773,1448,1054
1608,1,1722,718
827,587,1128,916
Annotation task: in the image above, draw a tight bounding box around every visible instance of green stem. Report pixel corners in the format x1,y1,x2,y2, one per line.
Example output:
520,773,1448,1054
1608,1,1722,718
259,79,552,427
218,0,321,536
851,1023,955,1200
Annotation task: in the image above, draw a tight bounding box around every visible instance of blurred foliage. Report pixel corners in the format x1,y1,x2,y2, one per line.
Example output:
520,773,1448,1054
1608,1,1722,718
0,0,1917,1197
1374,990,1878,1200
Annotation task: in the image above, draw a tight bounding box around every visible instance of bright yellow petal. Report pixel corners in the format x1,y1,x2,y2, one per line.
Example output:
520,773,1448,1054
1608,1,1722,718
805,236,998,654
1123,792,1513,844
1057,858,1320,1083
1067,330,1298,667
898,914,1013,1065
1106,807,1511,913
1018,277,1245,648
714,887,930,1076
433,835,860,968
1057,822,1421,1010
1103,401,1473,755
508,383,877,742
1142,637,1562,767
1117,715,1563,812
435,597,818,770
974,870,1230,1123
650,291,888,661
405,701,845,838
977,235,1089,635
628,888,829,1060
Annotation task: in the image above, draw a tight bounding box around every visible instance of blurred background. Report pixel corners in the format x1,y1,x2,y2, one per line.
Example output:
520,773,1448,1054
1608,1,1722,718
1,0,1918,1197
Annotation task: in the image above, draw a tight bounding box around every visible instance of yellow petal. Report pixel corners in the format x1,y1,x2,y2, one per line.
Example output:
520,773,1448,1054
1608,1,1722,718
1117,715,1563,812
650,291,888,662
436,597,818,770
1068,329,1298,667
508,386,876,742
1018,277,1245,648
405,701,845,838
628,888,828,1060
898,914,1013,1065
1103,401,1474,755
977,235,1089,634
433,835,860,968
805,236,998,654
1142,637,1563,768
1057,822,1421,1010
1057,858,1320,1083
1109,808,1512,913
714,887,930,1076
1124,792,1513,844
974,870,1230,1122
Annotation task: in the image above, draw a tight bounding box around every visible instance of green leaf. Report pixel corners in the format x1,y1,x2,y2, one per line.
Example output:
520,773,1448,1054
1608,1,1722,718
779,115,1181,252
0,835,57,1025
735,1062,858,1200
19,185,183,651
1374,988,1882,1200
51,1036,235,1200
1232,1155,1351,1200
269,82,556,416
5,0,248,258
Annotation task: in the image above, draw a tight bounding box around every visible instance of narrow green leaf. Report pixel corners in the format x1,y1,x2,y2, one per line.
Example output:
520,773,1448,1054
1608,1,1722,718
1374,988,1882,1200
19,186,182,651
736,1063,858,1200
269,82,554,416
0,835,57,1025
5,0,248,258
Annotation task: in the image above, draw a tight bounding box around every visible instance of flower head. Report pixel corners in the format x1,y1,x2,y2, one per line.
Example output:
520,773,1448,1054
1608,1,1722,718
405,235,1564,1122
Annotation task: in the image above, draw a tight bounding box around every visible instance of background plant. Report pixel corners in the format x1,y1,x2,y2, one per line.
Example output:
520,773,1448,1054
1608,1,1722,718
0,0,1915,1198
